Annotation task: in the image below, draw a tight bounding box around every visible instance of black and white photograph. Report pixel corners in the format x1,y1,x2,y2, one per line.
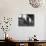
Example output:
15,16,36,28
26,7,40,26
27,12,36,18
18,14,34,26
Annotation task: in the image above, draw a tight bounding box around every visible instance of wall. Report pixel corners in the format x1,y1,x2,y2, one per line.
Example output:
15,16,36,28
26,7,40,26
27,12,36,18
0,0,46,40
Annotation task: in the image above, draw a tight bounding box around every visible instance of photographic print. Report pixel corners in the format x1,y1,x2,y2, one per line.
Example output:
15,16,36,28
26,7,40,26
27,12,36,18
18,14,34,26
